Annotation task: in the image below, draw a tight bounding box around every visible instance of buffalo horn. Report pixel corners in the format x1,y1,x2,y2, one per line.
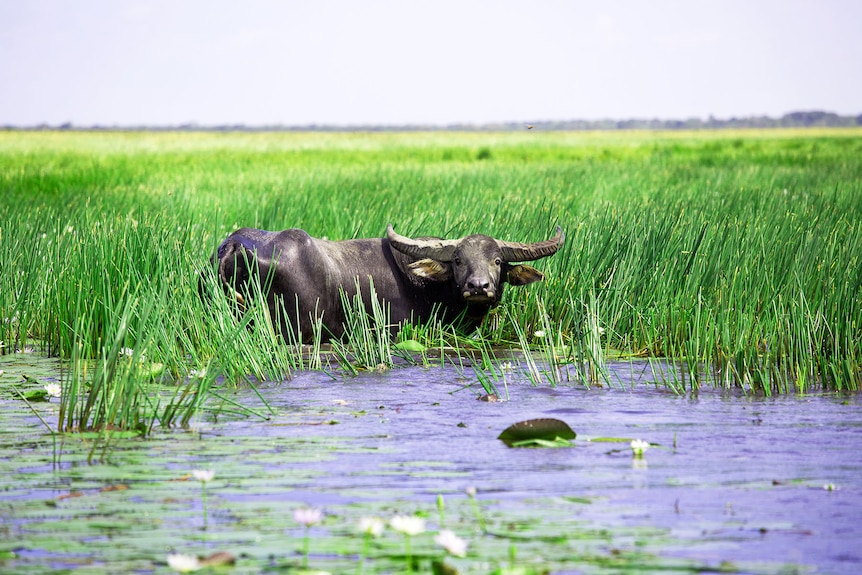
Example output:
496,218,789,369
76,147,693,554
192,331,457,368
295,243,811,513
497,226,564,261
386,224,459,261
387,224,564,262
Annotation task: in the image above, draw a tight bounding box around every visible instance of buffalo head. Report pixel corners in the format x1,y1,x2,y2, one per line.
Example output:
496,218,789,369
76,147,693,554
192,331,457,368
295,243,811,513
386,224,564,311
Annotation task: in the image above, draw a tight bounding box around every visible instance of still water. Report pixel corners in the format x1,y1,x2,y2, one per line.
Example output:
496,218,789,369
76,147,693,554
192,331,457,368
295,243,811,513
1,354,861,574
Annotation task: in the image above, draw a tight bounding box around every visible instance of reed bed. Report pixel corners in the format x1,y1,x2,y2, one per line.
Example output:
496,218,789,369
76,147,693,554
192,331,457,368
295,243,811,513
1,129,860,431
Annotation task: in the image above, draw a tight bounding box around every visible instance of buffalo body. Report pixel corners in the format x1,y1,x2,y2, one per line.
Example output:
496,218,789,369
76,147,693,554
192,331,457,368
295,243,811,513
208,225,563,342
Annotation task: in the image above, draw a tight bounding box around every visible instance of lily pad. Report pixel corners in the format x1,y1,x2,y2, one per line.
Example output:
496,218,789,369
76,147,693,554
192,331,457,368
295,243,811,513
498,418,576,447
18,388,50,402
588,437,634,443
394,340,426,353
509,437,575,448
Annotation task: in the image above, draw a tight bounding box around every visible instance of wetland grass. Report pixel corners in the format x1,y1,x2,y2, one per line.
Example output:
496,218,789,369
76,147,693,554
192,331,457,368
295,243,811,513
1,129,861,434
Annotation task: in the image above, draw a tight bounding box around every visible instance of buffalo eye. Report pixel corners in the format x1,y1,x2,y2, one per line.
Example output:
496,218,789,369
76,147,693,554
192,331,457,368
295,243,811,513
454,257,462,266
494,257,502,266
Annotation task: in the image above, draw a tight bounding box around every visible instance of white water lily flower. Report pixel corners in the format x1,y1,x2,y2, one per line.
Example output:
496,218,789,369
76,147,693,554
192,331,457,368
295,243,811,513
119,347,135,357
390,515,426,536
167,553,201,573
44,383,62,398
192,469,215,483
434,529,468,557
533,330,546,338
630,439,650,456
293,507,322,526
359,516,385,537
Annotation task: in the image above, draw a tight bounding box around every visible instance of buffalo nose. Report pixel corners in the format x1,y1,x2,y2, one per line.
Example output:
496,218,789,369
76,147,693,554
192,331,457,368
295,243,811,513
467,280,490,291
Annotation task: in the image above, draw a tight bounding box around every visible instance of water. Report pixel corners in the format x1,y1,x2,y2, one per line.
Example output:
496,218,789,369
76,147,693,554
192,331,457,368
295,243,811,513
259,367,862,573
2,355,861,574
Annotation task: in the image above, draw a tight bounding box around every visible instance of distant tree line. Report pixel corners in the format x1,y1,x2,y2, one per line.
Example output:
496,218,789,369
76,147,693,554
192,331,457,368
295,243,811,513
5,110,861,132
502,110,862,131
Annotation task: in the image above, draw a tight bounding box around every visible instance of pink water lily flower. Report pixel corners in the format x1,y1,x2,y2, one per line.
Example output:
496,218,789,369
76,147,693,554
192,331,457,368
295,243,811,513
167,553,201,573
389,515,425,536
435,529,468,557
192,469,215,483
293,507,323,526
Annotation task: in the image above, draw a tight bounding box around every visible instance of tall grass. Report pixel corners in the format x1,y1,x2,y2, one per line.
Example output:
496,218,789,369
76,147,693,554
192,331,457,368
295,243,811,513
1,128,860,433
331,279,393,373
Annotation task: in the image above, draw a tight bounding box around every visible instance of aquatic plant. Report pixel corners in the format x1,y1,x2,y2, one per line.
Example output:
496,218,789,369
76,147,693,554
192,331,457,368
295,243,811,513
332,279,392,373
435,529,468,557
436,494,446,529
192,469,215,529
166,551,236,573
191,468,215,482
390,515,426,573
166,553,201,573
294,507,323,569
357,517,385,574
630,439,650,457
358,516,385,537
466,486,487,533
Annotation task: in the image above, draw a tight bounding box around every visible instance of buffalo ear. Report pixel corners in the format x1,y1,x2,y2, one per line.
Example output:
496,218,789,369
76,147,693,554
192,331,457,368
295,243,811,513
409,258,452,281
507,264,545,286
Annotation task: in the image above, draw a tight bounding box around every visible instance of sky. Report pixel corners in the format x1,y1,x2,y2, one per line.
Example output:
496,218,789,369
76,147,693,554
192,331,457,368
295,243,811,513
2,0,861,127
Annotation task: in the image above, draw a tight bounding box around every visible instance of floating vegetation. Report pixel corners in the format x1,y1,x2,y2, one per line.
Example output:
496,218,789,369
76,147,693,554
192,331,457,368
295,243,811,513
497,418,577,447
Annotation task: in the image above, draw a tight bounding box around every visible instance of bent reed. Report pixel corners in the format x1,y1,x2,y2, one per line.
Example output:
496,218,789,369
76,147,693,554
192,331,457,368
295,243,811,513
1,129,860,432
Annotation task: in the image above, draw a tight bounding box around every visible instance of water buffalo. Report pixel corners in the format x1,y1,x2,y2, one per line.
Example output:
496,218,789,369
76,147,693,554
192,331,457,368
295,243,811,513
209,224,563,342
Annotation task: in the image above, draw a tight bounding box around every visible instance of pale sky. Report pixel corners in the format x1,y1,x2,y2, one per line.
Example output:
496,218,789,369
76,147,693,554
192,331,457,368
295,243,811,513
2,0,860,127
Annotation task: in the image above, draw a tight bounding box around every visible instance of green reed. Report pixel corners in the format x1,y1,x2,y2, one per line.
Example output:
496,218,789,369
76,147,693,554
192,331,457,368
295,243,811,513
1,128,860,435
332,278,393,372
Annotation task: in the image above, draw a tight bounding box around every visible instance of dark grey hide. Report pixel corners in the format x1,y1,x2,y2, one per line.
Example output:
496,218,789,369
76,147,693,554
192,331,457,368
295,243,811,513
209,225,563,342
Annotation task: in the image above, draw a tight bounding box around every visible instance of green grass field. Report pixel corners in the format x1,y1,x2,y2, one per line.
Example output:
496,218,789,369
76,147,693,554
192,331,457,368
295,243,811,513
1,128,860,430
